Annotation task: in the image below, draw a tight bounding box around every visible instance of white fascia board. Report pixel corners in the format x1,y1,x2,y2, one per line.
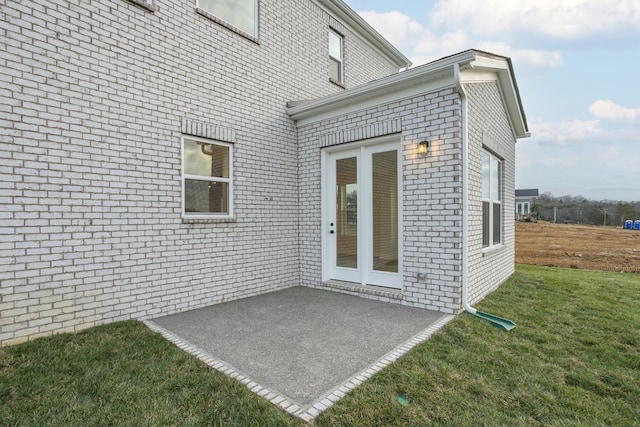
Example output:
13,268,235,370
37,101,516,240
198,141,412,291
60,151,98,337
288,49,529,138
293,75,455,127
288,51,477,126
464,55,530,139
313,0,411,69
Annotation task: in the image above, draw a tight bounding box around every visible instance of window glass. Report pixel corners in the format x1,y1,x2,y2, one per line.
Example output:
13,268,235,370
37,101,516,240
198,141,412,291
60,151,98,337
184,139,229,178
184,180,229,214
493,202,501,243
329,31,342,59
329,30,343,82
183,137,232,216
329,59,341,82
199,0,257,36
491,158,500,201
482,152,490,199
482,150,502,248
482,201,490,247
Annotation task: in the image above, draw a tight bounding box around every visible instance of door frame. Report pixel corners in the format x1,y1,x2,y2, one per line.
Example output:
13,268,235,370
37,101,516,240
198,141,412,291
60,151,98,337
321,134,403,289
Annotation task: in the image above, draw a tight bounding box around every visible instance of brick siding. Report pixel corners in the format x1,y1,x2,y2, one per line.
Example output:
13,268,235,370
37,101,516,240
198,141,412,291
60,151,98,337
465,81,517,304
0,0,400,345
297,88,465,314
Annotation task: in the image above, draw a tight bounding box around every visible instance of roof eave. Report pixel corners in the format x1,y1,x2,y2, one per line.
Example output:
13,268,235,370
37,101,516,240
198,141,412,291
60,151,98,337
288,50,477,123
466,52,530,139
288,50,530,140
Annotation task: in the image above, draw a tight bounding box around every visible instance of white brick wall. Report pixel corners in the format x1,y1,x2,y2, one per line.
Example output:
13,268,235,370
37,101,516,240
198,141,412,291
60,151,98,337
465,81,517,304
295,80,518,314
297,88,464,314
0,0,401,345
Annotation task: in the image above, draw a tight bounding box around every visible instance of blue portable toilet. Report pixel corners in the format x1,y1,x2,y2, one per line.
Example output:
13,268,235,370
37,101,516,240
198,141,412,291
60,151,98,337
625,220,633,230
635,220,640,230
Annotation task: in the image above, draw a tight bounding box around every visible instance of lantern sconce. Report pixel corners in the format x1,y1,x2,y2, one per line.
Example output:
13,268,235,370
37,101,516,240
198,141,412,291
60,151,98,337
417,140,429,156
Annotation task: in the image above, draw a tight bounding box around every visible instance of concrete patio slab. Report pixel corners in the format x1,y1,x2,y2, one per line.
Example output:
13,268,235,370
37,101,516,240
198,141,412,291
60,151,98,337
145,286,454,422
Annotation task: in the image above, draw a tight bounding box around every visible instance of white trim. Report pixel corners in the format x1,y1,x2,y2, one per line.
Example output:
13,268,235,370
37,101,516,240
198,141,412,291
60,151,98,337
329,28,344,83
322,134,403,289
482,150,502,248
288,50,529,139
181,135,234,219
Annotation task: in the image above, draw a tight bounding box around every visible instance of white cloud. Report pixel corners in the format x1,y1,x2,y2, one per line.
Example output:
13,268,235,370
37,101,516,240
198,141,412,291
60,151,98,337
474,41,563,68
528,115,640,148
358,11,425,51
430,0,640,40
358,10,563,69
589,100,640,122
531,119,602,145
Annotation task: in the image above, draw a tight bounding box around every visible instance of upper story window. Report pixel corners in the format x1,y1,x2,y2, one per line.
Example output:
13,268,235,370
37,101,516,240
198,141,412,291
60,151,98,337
482,150,502,248
198,0,258,36
183,136,233,217
125,0,158,12
329,29,344,84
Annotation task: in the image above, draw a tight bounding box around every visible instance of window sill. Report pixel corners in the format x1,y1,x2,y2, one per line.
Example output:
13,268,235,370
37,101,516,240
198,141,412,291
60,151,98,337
482,244,506,257
183,216,237,224
125,0,158,12
196,8,260,45
329,78,346,89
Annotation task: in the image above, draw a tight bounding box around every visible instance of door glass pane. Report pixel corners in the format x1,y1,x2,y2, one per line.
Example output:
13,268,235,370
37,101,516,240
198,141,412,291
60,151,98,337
336,157,358,269
372,150,398,273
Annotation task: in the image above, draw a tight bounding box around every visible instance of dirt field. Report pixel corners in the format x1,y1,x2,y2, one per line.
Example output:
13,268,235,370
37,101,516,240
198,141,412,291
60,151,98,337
515,222,640,273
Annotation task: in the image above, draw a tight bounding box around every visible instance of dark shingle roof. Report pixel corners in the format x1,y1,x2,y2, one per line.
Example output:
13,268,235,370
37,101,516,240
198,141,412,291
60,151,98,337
515,189,539,197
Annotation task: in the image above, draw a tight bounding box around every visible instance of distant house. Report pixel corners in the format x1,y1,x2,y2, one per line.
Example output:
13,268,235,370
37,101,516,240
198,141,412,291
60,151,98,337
0,0,529,346
515,189,539,220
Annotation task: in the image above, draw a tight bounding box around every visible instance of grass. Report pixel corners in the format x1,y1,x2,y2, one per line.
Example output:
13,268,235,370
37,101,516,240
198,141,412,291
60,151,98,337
0,321,303,427
1,265,639,426
318,265,640,426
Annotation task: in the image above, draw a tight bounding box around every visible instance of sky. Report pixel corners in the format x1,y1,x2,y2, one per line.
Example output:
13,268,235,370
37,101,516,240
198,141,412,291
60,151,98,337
345,0,640,202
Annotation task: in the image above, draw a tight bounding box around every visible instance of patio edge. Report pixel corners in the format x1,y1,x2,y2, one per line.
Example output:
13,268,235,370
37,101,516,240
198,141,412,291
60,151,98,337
143,314,455,423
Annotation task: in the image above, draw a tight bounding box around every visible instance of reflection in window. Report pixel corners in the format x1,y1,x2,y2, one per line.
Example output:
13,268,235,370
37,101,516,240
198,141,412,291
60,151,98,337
372,150,398,273
336,156,357,269
329,29,343,83
482,150,502,247
199,0,258,36
183,136,232,216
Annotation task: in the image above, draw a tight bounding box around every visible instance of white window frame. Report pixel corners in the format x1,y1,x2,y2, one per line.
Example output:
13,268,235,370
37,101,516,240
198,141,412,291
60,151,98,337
482,150,502,248
182,135,233,218
329,29,344,84
197,0,259,37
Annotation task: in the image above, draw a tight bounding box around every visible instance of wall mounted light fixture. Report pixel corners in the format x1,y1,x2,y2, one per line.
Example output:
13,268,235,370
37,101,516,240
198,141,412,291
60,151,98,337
418,140,429,156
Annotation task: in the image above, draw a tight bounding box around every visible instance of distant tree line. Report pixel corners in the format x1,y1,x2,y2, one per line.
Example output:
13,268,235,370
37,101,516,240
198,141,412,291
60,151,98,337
532,193,640,226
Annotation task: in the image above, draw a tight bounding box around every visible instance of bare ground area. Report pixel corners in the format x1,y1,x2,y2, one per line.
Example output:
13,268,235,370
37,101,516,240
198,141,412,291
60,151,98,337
515,221,640,273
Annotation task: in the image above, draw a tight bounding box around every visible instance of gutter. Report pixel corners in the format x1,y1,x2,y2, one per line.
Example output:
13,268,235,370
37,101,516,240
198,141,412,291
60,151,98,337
453,63,516,331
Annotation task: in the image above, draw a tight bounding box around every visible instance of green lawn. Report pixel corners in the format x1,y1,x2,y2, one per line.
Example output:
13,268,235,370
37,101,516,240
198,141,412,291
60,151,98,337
1,265,639,426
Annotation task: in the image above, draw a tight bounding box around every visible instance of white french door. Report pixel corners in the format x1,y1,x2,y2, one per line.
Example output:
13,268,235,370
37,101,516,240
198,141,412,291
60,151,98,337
323,136,402,289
